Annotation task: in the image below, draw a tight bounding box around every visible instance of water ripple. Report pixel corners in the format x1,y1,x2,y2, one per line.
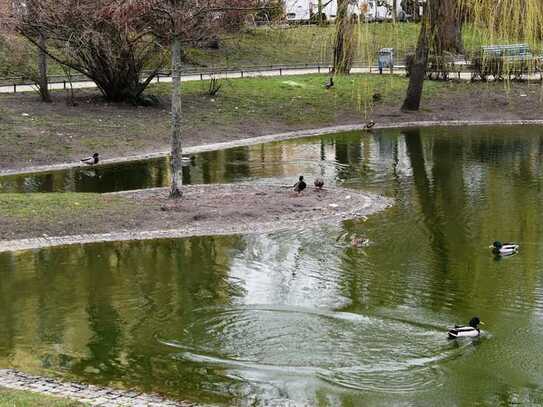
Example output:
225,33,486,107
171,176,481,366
159,306,473,393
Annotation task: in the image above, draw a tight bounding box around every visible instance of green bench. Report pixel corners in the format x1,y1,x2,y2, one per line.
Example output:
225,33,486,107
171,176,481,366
471,44,541,81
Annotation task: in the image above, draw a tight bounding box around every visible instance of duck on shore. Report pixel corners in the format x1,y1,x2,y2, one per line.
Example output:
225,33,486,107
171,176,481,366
81,153,99,165
324,77,334,89
314,177,324,191
491,241,519,256
448,317,484,339
364,120,376,130
293,176,307,194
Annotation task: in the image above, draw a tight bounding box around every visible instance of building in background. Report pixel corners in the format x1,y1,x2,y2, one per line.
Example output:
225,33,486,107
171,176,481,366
284,0,410,23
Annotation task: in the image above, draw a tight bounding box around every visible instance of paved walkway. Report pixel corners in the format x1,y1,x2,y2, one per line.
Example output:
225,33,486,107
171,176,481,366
0,369,193,406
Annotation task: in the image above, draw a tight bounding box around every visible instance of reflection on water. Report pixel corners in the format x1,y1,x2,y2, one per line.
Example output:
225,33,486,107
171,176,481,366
3,127,543,405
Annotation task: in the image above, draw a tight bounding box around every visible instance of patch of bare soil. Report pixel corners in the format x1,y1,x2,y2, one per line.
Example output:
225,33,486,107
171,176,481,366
0,184,392,252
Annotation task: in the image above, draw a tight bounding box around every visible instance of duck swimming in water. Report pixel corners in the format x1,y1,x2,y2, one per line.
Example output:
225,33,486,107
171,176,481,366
293,176,307,194
491,241,519,256
351,236,370,248
448,317,484,339
81,153,99,165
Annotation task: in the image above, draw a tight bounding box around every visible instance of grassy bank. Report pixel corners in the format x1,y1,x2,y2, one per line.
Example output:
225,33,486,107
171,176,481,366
0,193,141,241
186,23,420,68
0,73,411,169
0,388,82,406
0,193,128,218
1,72,542,171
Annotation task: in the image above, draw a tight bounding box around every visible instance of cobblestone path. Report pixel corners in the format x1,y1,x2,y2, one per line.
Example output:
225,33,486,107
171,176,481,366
0,369,194,406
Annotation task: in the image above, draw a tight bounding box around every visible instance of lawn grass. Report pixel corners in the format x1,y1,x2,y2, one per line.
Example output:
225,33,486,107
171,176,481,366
186,23,420,68
155,73,403,123
0,193,129,219
0,388,83,406
152,72,456,125
0,192,145,241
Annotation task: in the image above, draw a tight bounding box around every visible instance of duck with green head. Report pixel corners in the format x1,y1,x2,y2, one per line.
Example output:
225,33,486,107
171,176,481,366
448,317,484,339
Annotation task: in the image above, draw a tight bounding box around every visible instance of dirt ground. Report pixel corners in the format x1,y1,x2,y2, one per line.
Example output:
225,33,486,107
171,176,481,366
0,184,390,246
1,77,543,171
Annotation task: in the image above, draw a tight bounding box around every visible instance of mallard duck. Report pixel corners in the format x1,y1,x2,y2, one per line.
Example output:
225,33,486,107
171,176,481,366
364,120,376,130
448,317,484,339
81,153,99,165
324,77,334,89
491,241,519,256
293,176,307,193
314,177,324,190
351,236,370,248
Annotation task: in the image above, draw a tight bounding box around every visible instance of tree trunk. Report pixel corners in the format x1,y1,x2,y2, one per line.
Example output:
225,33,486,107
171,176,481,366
318,0,323,25
37,34,51,103
402,0,464,110
332,0,354,75
401,11,429,111
169,36,183,199
392,0,397,23
435,0,463,54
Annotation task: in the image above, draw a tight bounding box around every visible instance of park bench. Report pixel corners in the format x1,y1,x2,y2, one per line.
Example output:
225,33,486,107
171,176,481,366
470,44,542,81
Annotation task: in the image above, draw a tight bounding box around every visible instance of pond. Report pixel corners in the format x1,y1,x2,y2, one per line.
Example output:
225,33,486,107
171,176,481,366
2,126,543,405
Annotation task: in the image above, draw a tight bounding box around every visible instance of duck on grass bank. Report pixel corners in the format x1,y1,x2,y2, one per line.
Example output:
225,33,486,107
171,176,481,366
81,153,99,165
491,241,519,256
448,317,484,339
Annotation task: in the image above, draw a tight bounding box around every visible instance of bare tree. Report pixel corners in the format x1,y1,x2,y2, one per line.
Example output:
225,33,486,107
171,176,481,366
10,0,166,104
37,32,51,103
120,0,256,198
0,0,50,102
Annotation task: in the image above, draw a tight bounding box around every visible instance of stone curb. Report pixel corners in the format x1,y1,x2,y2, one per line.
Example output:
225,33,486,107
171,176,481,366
0,369,195,406
0,188,392,254
2,119,542,177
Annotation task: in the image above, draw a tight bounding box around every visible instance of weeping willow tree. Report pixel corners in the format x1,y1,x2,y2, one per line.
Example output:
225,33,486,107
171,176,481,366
402,0,543,111
332,0,356,74
402,0,464,110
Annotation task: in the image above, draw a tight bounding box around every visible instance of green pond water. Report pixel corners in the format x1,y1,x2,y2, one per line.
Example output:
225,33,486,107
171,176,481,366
2,126,543,405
